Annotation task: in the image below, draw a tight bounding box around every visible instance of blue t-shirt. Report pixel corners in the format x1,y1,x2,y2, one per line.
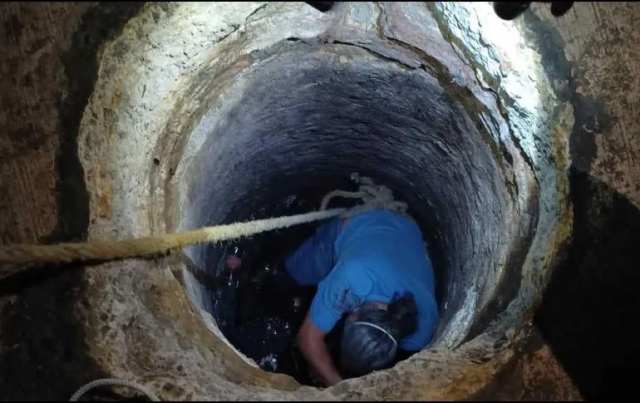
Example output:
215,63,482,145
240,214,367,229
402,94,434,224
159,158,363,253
285,209,439,351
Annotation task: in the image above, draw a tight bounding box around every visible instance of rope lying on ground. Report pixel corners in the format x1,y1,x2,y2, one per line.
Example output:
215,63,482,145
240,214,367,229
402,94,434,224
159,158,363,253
69,378,161,402
0,173,407,278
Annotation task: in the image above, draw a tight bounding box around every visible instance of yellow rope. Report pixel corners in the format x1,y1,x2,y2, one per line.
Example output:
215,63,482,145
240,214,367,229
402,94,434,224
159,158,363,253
0,175,407,279
0,208,345,267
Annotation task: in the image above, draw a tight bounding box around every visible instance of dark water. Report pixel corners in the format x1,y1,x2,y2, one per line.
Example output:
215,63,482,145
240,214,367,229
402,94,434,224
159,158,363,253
216,247,318,384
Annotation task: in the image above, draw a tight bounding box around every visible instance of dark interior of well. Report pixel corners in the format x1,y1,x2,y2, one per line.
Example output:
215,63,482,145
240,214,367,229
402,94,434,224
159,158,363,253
181,49,516,375
180,48,517,385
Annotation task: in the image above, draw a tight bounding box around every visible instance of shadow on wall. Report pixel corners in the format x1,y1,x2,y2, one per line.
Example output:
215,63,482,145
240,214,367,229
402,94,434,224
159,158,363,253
534,168,640,400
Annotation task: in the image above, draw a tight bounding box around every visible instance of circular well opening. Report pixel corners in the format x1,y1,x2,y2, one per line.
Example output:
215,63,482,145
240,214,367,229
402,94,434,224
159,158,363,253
175,42,520,384
71,2,573,398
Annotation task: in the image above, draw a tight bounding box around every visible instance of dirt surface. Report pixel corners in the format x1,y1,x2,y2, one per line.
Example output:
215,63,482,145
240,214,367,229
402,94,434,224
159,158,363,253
469,326,581,401
0,2,145,400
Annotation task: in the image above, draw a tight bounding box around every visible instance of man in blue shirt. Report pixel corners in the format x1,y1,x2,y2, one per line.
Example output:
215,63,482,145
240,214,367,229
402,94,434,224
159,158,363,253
226,208,439,386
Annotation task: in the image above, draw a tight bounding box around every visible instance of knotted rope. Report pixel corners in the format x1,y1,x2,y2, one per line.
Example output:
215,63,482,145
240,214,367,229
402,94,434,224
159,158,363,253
0,173,406,279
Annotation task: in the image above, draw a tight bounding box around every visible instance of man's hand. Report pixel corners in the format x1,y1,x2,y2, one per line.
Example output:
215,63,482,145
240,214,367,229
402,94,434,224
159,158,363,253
297,313,343,387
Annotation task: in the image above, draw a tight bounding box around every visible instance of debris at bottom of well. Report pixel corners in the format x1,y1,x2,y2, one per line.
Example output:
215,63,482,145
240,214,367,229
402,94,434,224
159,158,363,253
258,353,279,371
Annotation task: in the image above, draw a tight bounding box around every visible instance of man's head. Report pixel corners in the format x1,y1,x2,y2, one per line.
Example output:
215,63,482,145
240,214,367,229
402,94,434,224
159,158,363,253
339,294,418,377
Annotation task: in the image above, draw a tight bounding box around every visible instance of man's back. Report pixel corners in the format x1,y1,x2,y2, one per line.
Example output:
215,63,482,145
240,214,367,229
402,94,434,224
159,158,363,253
299,209,439,351
332,210,439,350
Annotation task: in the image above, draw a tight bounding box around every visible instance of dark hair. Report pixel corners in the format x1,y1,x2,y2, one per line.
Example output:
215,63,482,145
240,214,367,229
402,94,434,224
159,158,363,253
339,294,418,377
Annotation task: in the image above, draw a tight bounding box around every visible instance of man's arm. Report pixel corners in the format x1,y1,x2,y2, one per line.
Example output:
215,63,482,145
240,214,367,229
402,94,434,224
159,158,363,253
297,313,343,387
